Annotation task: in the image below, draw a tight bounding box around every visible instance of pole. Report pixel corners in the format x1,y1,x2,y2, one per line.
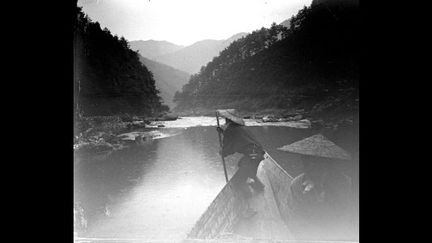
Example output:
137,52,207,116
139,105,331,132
216,111,229,183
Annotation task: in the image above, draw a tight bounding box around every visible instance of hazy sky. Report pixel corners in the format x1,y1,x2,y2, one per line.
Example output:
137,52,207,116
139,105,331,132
78,0,312,46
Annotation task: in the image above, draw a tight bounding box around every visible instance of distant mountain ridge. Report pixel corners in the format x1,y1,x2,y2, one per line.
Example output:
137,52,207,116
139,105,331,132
129,33,248,74
280,19,291,29
155,32,248,74
129,40,184,60
138,56,190,109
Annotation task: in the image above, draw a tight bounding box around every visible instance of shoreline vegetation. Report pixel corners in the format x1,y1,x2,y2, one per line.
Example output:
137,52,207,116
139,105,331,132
170,0,359,138
74,112,178,157
74,99,358,159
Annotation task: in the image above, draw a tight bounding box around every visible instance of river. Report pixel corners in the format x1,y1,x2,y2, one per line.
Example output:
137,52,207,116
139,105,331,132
74,117,358,242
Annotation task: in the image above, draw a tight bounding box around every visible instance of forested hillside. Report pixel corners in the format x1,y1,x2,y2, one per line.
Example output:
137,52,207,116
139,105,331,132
173,0,359,121
74,7,167,117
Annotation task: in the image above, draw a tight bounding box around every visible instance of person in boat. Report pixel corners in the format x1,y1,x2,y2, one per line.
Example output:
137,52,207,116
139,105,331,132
216,109,265,215
278,134,355,241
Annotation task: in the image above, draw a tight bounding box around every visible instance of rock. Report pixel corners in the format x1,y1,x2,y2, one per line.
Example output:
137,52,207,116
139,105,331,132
75,141,114,154
298,119,312,127
127,121,146,129
159,113,178,121
132,120,145,125
292,114,303,121
135,135,145,145
262,115,278,122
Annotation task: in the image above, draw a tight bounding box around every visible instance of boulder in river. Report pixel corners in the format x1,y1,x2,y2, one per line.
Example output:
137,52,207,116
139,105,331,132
135,135,146,145
157,113,179,121
292,114,303,121
262,115,278,122
298,119,312,127
127,121,146,129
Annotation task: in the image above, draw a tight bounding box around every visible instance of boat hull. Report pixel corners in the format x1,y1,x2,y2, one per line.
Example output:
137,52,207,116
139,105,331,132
185,153,294,241
186,169,245,239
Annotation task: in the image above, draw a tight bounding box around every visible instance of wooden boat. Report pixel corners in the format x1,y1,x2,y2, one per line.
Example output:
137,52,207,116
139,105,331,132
183,153,358,243
183,152,296,242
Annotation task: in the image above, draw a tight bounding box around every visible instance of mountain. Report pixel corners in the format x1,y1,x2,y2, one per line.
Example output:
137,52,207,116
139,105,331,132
138,56,190,109
173,0,359,120
280,19,291,29
74,7,167,116
153,32,248,74
129,40,184,60
223,32,249,45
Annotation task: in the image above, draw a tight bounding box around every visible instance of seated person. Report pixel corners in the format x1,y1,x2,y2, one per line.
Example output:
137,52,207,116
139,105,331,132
278,134,355,241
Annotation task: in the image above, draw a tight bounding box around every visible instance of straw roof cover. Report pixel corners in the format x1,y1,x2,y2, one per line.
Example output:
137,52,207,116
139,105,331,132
277,134,352,160
217,109,245,125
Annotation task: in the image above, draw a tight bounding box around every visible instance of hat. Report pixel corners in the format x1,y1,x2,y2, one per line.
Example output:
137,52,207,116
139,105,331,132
277,134,352,160
217,109,245,125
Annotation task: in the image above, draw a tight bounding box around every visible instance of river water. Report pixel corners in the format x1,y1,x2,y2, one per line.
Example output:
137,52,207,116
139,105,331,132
74,117,358,242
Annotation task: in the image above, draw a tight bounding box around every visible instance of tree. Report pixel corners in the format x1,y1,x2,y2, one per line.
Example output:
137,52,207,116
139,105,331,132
74,6,166,116
173,0,359,113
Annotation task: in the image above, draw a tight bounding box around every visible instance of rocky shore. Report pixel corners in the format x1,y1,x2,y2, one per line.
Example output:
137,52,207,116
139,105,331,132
175,108,356,132
74,113,180,158
175,86,359,132
74,94,358,159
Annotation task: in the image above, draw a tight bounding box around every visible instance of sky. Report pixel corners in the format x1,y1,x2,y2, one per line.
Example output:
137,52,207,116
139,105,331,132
78,0,312,46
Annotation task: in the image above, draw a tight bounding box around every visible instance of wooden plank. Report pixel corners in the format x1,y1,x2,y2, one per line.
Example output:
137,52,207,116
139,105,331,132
186,171,244,239
232,158,294,241
186,153,296,241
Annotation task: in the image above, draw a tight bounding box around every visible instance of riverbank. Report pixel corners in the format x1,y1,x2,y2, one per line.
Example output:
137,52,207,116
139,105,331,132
74,95,358,160
73,115,314,157
74,115,171,158
175,86,358,132
176,109,357,132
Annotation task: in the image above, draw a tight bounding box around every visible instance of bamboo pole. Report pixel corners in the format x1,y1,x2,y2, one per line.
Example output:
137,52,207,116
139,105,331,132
216,111,229,183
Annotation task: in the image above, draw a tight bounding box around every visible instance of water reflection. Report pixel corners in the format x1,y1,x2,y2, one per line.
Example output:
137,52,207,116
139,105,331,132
74,125,358,241
75,127,240,241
